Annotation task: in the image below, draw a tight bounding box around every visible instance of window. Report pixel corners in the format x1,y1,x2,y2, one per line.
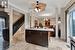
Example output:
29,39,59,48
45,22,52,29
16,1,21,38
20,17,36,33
69,10,75,36
72,11,75,36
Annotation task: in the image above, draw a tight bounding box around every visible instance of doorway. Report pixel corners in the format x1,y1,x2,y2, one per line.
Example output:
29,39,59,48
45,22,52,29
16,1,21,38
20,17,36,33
0,18,5,40
67,10,75,44
0,11,9,50
0,18,5,50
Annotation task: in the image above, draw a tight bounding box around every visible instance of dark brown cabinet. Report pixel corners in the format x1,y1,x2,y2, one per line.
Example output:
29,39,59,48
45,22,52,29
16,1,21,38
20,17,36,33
25,30,48,47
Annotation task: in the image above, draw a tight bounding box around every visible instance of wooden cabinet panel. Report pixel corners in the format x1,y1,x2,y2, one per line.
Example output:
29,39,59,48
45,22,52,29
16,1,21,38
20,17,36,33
25,30,48,47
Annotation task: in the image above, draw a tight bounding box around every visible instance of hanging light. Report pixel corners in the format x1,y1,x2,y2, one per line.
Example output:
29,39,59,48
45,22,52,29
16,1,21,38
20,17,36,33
1,0,7,8
34,0,41,12
34,7,41,12
32,0,46,12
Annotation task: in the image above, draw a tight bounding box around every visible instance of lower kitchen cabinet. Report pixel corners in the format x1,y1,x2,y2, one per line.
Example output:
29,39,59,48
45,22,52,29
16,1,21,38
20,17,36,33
25,30,48,47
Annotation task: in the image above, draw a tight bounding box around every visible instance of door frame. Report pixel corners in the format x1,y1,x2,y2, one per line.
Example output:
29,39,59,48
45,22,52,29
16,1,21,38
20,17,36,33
65,2,75,42
0,11,9,28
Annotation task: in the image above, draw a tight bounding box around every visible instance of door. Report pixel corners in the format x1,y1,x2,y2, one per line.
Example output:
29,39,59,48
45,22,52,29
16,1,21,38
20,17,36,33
0,18,5,50
0,11,9,50
0,18,5,41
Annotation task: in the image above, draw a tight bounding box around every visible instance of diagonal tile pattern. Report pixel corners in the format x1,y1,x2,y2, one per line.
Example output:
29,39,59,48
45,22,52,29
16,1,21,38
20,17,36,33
8,42,48,50
7,36,70,50
0,37,9,50
48,37,70,50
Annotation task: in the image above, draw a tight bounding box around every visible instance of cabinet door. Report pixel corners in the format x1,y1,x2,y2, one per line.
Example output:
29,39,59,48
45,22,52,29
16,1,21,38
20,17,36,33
25,30,48,47
42,31,48,47
29,30,42,45
25,30,32,43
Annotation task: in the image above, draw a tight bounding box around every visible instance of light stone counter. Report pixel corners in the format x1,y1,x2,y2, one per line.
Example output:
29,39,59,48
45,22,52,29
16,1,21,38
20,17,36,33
26,28,54,32
25,28,55,47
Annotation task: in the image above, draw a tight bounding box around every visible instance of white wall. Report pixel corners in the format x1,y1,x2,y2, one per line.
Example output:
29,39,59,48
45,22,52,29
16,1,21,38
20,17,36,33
50,18,56,25
13,10,22,23
60,8,66,40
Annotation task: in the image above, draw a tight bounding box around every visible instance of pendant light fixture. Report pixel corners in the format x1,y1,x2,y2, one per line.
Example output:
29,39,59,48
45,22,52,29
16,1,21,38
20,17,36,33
1,0,7,8
34,0,40,12
32,0,46,12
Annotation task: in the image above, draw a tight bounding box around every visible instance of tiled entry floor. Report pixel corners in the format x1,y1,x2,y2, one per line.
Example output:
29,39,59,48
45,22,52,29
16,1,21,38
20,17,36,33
7,37,70,50
48,37,70,50
0,37,9,50
8,41,48,50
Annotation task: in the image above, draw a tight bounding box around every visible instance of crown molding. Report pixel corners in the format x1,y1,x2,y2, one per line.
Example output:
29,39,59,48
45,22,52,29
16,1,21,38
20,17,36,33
8,2,26,14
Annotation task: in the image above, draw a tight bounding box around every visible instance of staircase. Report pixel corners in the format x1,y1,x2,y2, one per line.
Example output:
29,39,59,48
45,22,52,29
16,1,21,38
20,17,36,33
13,15,24,35
11,15,25,45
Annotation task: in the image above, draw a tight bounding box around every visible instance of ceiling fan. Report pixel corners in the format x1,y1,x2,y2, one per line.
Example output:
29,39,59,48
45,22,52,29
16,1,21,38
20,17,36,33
32,0,46,12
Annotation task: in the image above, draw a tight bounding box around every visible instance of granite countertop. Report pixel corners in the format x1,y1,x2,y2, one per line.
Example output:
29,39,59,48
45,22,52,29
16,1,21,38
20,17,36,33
26,28,54,32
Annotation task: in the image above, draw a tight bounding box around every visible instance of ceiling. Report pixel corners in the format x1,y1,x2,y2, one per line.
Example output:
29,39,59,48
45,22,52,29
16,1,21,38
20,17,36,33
9,0,71,17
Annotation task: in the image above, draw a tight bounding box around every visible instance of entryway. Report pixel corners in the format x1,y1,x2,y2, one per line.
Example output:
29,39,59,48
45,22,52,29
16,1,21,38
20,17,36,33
0,18,5,50
0,11,9,50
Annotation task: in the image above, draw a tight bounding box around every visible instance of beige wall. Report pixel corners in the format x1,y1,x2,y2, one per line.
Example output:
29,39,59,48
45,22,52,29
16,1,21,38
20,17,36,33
12,24,25,45
13,10,23,23
60,8,66,40
50,18,56,26
0,8,4,11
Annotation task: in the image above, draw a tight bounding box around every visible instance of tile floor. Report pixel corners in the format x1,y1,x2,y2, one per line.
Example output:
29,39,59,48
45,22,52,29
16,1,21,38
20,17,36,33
7,37,70,50
48,37,70,50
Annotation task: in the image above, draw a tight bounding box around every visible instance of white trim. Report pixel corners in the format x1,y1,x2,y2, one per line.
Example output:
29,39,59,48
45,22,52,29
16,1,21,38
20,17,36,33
9,8,13,46
8,2,26,46
8,2,26,14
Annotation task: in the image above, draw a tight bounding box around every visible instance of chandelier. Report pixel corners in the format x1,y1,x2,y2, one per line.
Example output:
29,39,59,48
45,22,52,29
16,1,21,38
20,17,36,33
34,0,40,12
32,0,46,12
0,0,7,8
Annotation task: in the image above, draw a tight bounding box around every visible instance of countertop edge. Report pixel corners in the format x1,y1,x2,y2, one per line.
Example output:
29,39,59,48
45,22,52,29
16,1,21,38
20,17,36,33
25,28,54,31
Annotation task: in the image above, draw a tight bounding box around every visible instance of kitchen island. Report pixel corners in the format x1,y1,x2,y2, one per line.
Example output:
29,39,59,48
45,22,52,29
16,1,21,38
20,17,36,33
25,28,54,47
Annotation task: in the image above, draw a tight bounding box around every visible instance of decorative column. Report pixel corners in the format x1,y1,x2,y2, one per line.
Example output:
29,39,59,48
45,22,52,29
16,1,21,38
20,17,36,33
55,8,59,38
30,13,35,28
60,8,66,40
25,13,30,28
56,15,58,38
9,8,13,46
